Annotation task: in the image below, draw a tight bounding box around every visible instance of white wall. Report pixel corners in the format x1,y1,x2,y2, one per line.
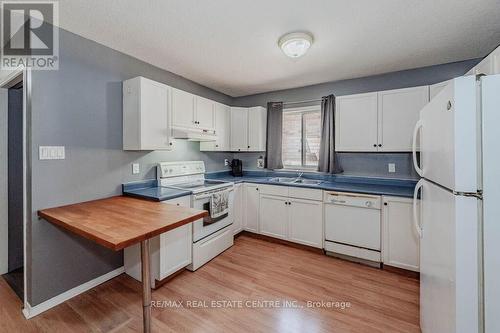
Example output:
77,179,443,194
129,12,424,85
0,88,8,274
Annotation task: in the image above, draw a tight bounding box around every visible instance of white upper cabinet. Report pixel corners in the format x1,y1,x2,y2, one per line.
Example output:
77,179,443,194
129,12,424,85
429,81,450,100
247,106,267,152
336,86,429,152
378,86,429,151
200,103,230,151
336,92,379,152
466,45,500,76
171,88,195,128
230,107,249,151
195,96,215,130
123,77,172,150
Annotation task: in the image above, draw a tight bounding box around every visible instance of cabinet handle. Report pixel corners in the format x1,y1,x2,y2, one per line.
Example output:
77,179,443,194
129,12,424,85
256,188,259,191
215,144,219,147
378,144,382,147
247,145,250,148
384,202,388,206
176,203,180,206
373,144,377,147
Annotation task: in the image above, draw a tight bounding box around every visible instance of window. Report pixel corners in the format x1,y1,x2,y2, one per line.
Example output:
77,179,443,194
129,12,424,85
282,106,321,169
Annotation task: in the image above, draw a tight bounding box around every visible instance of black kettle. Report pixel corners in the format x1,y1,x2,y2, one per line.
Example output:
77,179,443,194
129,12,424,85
230,159,243,177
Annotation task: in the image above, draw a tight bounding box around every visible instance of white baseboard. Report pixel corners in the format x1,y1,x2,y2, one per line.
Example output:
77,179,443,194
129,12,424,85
22,266,125,319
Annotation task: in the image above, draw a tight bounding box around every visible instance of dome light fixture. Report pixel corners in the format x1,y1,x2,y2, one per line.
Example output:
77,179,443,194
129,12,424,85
278,32,313,58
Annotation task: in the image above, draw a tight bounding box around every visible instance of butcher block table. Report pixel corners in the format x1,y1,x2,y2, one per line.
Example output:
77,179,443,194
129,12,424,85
38,196,207,333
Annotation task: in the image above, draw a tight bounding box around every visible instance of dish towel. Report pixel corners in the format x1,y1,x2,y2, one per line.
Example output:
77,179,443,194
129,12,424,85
210,189,230,219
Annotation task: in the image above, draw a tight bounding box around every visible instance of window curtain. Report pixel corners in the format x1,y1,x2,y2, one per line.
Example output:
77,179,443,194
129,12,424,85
265,101,284,169
318,95,343,174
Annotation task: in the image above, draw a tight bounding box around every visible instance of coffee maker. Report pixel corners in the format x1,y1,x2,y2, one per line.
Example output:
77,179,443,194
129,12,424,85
230,159,243,177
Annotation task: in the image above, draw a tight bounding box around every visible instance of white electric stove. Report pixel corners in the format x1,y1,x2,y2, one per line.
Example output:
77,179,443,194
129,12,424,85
157,161,234,271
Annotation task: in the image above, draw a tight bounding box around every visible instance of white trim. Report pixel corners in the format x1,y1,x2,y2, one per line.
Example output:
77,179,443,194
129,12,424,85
0,68,24,87
22,266,125,319
283,105,321,113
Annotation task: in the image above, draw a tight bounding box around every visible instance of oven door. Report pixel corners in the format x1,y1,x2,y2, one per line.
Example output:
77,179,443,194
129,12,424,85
192,188,234,242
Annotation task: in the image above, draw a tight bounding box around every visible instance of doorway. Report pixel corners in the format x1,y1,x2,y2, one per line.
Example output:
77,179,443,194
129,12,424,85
0,74,24,301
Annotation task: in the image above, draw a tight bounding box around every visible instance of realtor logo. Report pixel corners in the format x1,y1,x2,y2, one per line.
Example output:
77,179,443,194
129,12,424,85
1,1,59,70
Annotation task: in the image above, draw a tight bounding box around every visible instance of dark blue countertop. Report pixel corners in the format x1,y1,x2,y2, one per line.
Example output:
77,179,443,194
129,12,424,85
122,180,192,202
122,171,418,201
206,170,417,198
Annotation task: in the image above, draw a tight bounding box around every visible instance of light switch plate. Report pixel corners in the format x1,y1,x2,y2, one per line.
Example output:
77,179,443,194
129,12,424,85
388,163,396,173
132,163,140,175
39,146,65,160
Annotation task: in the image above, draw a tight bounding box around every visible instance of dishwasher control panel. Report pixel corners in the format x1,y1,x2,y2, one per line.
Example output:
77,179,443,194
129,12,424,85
323,191,381,210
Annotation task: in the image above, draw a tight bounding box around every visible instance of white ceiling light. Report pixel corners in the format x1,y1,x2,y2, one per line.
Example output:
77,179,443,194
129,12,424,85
278,32,314,58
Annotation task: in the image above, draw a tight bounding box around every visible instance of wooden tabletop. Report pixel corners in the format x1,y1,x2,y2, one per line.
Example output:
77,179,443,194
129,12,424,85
38,196,208,251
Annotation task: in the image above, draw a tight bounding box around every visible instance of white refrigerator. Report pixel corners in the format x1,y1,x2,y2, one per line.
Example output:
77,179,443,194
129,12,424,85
412,74,500,333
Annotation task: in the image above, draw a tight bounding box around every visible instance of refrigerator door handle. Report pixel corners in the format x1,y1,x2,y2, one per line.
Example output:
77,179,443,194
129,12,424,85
412,119,423,177
413,179,424,239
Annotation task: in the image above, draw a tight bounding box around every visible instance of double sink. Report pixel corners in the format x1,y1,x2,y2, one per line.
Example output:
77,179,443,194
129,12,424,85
269,177,323,186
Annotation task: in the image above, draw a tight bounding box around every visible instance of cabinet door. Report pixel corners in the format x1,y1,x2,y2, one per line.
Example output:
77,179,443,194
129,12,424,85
195,96,215,130
335,92,378,151
200,103,230,151
248,106,267,151
159,196,193,279
230,107,248,151
172,88,195,128
382,196,419,272
259,195,288,240
378,86,429,151
243,184,259,232
288,198,323,248
232,184,243,235
429,81,449,100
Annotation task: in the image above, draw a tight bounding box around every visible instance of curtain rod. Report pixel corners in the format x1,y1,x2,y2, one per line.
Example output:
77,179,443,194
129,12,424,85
283,98,322,105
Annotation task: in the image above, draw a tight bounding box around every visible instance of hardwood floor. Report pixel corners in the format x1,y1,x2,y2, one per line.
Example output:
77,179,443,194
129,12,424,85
0,235,420,333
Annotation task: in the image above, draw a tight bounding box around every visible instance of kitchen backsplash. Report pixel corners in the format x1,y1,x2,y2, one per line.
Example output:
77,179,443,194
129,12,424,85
232,152,419,180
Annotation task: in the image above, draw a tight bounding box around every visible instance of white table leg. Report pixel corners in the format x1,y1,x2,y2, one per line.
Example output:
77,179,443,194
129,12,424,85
141,239,151,333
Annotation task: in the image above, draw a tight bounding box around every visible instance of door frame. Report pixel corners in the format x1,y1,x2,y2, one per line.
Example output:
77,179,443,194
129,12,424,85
0,67,31,312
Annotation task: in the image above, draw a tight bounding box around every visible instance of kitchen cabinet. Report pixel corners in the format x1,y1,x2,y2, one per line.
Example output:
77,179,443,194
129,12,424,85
195,96,216,130
247,106,267,151
171,88,195,129
378,86,429,151
466,45,500,76
243,183,259,233
123,76,173,150
124,195,192,287
429,81,450,100
200,103,231,151
336,92,379,152
288,198,323,248
230,106,267,152
231,183,244,235
259,195,288,240
230,107,248,151
172,89,215,132
382,196,419,272
336,86,429,152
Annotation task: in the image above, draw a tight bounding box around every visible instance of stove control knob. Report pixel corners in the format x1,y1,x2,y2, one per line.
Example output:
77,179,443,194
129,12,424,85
365,201,373,208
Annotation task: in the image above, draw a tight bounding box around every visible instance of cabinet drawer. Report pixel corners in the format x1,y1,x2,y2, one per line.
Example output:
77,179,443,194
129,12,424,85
288,187,323,201
162,195,191,207
258,184,289,197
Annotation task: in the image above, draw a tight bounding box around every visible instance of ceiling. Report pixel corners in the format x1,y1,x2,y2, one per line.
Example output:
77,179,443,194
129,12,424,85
57,0,500,97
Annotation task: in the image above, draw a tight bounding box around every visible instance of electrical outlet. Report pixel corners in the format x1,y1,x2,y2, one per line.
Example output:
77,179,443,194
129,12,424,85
224,159,230,166
388,163,396,173
132,163,140,175
39,146,65,160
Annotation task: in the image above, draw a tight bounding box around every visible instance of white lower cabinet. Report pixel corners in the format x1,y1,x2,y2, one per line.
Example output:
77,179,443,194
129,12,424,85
288,198,323,248
124,195,192,287
259,195,288,240
243,184,259,232
232,183,244,235
382,196,420,272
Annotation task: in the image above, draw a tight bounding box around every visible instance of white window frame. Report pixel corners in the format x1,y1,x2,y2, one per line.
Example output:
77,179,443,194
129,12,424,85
282,105,321,170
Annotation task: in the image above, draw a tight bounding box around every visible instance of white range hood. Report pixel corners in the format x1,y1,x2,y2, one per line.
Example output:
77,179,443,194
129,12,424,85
171,127,217,142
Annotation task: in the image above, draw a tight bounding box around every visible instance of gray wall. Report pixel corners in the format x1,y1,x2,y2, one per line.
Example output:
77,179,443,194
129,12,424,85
28,28,233,306
0,89,8,274
233,59,481,179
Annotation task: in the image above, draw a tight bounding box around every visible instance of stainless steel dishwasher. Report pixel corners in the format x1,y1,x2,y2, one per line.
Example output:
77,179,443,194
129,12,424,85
323,191,382,264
